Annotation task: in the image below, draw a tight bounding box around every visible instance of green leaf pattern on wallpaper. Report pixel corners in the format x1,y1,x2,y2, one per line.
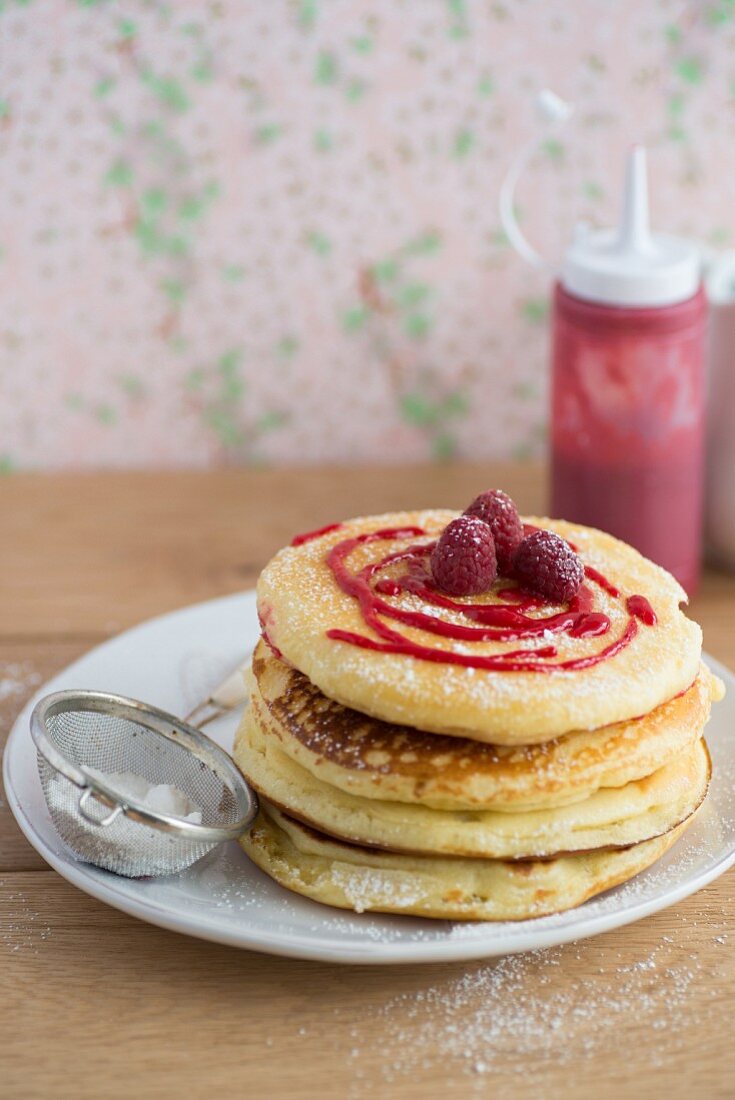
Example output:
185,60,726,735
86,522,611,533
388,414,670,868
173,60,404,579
0,0,731,467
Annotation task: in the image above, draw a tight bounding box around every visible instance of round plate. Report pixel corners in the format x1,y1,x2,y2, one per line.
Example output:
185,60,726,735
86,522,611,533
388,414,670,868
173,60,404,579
4,592,735,964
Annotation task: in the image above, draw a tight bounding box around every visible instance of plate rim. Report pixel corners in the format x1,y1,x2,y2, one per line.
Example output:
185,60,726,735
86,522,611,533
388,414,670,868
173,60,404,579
4,591,735,965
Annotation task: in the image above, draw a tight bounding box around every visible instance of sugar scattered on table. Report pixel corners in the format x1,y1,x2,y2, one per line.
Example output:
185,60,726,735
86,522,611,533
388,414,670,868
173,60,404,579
0,661,41,702
338,934,720,1091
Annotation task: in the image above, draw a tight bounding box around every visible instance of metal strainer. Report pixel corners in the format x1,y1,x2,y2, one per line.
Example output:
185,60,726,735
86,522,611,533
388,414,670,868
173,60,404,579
31,689,258,878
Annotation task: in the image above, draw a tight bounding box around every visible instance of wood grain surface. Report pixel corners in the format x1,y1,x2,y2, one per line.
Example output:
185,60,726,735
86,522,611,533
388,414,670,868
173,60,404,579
1,465,733,1100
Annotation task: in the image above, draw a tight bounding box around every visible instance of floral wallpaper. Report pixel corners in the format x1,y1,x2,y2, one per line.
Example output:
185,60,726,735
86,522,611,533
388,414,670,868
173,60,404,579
1,0,735,470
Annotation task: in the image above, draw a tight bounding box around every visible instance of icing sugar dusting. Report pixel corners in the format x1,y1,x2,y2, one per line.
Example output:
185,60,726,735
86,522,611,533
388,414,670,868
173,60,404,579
0,661,42,808
0,662,41,703
336,933,721,1091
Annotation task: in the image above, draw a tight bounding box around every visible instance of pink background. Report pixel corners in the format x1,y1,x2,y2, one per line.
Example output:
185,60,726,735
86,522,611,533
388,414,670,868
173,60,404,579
1,0,734,470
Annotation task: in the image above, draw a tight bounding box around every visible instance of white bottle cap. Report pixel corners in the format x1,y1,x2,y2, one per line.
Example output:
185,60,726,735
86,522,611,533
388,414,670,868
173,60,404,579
561,146,701,308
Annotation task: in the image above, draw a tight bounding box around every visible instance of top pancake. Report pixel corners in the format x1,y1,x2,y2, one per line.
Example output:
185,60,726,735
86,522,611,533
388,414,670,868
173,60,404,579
257,510,702,743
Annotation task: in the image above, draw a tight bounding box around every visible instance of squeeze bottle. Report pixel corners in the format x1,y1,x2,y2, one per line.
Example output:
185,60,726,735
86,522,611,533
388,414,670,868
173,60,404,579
501,102,706,594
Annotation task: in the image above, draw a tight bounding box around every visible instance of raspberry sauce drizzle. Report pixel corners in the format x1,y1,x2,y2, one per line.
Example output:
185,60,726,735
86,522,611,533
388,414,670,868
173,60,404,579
584,565,620,598
291,522,344,547
257,610,285,660
626,594,657,625
323,526,655,672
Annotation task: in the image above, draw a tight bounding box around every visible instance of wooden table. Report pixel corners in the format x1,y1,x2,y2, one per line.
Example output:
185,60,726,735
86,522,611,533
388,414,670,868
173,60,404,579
2,465,734,1099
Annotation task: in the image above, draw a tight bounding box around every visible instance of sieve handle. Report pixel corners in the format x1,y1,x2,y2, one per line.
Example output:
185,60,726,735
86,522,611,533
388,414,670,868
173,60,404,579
78,787,124,828
184,658,251,730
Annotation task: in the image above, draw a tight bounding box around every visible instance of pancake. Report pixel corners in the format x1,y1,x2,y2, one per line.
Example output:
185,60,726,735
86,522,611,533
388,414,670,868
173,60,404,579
241,802,692,921
257,511,702,744
234,706,710,860
250,638,720,812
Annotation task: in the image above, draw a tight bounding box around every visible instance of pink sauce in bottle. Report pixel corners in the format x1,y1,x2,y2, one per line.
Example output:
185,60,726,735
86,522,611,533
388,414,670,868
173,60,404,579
552,284,706,595
549,147,706,596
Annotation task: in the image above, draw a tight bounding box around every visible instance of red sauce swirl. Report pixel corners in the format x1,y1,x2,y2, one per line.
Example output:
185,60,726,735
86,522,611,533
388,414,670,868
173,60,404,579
626,594,657,625
319,526,656,673
291,522,344,546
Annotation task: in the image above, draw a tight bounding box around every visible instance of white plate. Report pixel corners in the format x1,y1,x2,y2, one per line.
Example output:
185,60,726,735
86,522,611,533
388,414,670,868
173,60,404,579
4,592,735,964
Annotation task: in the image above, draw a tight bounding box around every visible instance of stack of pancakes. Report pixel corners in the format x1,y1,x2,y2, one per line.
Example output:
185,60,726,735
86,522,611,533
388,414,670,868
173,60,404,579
236,511,722,921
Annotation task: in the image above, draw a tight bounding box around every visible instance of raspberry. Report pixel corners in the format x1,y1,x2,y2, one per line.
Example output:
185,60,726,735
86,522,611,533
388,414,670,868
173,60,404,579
512,530,583,603
431,516,497,596
464,489,523,574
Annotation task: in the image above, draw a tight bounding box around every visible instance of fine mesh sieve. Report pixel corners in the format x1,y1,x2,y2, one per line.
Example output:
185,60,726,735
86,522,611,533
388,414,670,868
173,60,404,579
31,689,258,878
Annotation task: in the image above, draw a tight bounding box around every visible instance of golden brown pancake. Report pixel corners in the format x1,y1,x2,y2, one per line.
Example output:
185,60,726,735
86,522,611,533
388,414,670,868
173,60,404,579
240,802,693,921
234,705,710,861
250,638,719,812
257,511,702,743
